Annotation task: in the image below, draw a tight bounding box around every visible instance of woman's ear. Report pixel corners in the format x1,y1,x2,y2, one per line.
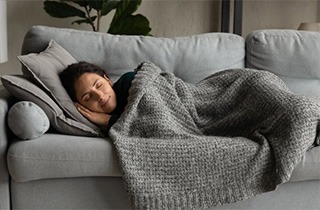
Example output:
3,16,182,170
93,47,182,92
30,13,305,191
103,75,113,85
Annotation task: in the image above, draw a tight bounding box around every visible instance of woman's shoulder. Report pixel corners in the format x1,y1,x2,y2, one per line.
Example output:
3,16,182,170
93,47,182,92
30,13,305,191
113,71,136,90
116,71,136,84
120,71,136,80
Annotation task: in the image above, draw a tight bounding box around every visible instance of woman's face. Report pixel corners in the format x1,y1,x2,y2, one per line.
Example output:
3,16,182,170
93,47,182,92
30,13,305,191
74,72,117,114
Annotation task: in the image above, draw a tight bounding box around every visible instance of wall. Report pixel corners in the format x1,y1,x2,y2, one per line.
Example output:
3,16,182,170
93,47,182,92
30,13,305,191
0,0,319,77
242,0,320,37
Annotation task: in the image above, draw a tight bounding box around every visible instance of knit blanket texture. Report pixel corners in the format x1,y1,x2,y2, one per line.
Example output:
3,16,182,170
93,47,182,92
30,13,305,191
109,61,320,210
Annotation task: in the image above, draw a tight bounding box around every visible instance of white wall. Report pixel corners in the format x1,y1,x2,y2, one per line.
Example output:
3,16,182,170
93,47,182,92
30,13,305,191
0,0,319,77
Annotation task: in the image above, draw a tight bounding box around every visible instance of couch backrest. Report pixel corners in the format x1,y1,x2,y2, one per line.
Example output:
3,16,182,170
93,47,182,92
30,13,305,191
246,30,320,97
21,26,245,84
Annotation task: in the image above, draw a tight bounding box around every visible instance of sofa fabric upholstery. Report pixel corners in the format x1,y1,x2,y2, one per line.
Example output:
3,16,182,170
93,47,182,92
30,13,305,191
0,26,319,209
8,134,122,182
22,26,245,84
0,88,15,210
10,178,320,210
246,29,320,97
8,101,50,140
10,177,131,209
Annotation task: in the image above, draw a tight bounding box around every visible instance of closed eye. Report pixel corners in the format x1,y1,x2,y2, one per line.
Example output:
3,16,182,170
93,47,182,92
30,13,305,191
83,93,91,102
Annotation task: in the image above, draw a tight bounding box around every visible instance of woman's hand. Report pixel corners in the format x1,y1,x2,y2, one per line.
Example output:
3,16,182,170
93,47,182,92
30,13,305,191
75,103,111,128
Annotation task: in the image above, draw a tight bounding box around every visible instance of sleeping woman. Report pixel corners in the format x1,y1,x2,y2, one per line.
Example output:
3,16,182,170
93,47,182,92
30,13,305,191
59,61,135,132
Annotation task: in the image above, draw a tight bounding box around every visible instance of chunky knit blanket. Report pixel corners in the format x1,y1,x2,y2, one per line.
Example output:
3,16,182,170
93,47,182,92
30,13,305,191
109,61,320,209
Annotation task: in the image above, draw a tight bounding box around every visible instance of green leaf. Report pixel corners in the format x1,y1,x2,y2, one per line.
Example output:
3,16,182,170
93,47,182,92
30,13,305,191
44,1,86,18
63,0,89,7
101,0,120,16
72,16,97,25
87,0,103,10
108,14,151,35
111,0,141,25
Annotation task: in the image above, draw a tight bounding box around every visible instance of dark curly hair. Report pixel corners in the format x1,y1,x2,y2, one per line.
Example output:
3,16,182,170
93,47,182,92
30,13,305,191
59,61,109,102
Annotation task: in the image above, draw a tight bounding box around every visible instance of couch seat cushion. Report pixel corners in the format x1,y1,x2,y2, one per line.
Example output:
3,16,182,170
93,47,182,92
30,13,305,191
7,133,320,183
7,134,122,182
289,146,320,182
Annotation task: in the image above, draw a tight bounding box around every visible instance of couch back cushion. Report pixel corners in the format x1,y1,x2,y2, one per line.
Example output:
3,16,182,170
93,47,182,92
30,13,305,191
246,30,320,97
22,25,245,84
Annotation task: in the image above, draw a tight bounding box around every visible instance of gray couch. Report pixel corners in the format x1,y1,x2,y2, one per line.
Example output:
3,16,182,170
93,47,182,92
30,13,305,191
0,26,319,209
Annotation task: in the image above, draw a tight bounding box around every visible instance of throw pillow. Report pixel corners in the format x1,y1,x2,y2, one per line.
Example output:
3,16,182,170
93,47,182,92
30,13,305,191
1,75,100,137
17,39,100,131
8,101,50,140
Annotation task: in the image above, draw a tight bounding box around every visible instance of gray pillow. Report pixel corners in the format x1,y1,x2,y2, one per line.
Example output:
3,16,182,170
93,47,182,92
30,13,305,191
1,75,100,136
17,40,100,131
246,30,320,97
8,101,50,140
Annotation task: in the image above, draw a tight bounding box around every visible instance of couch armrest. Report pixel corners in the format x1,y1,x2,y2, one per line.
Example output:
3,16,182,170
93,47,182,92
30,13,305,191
0,86,16,209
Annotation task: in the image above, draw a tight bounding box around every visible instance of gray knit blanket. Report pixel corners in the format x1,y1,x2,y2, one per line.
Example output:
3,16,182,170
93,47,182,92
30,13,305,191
109,61,320,210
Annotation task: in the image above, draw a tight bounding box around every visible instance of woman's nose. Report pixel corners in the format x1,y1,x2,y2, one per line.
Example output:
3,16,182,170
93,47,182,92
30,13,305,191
92,90,103,100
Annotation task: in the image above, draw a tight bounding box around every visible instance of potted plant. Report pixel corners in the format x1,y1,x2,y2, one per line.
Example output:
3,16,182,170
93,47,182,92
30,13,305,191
44,0,152,35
